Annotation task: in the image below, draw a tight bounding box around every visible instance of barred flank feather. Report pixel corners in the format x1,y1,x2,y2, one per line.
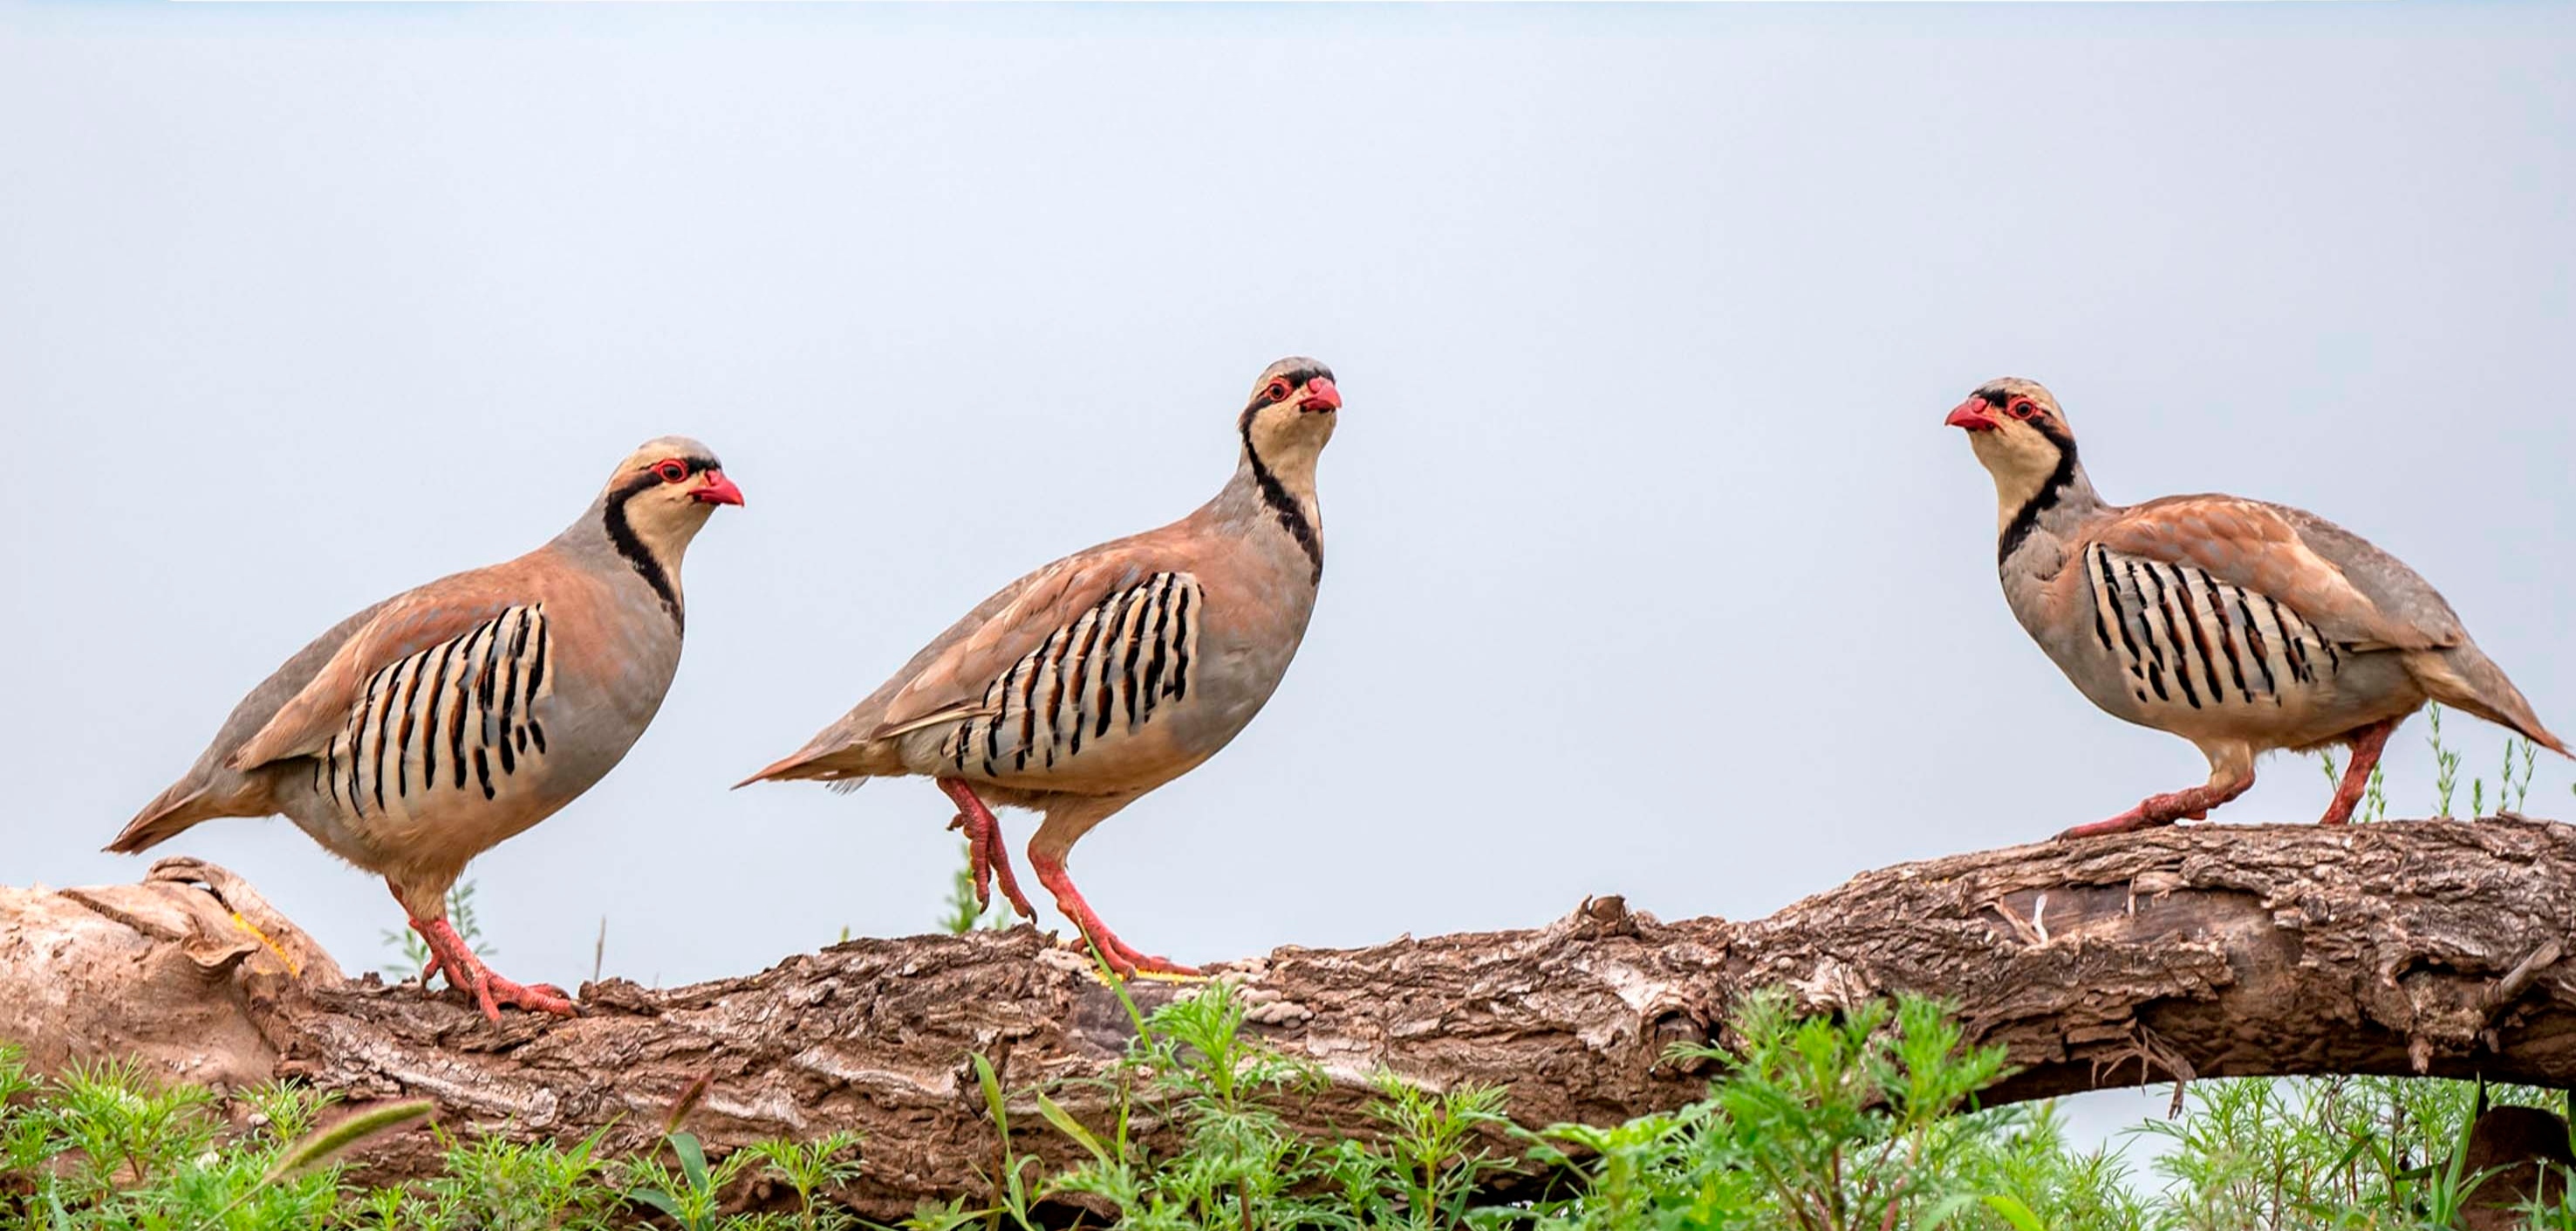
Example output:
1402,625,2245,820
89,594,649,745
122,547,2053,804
312,605,556,822
944,572,1203,778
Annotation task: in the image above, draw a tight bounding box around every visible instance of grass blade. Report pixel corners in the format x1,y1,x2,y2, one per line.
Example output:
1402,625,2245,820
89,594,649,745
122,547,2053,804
188,1098,434,1231
263,1098,434,1182
1033,1092,1111,1166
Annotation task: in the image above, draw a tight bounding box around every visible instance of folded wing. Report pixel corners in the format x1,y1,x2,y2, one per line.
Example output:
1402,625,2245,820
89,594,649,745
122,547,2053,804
2094,496,2461,653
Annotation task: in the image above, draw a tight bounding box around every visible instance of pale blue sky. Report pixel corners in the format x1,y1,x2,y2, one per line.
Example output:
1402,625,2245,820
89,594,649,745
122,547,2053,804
3,0,2571,1160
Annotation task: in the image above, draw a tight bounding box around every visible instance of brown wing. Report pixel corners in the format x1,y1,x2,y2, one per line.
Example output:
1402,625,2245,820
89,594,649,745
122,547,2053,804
2093,496,2455,653
869,550,1173,741
227,581,526,770
740,542,1186,786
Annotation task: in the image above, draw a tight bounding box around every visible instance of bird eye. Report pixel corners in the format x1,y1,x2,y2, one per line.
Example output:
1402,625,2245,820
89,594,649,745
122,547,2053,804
1266,380,1290,403
2009,400,2038,420
654,460,689,483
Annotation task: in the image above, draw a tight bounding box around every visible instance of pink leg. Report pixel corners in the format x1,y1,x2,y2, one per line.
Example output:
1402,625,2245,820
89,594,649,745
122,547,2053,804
1028,849,1198,978
386,884,574,1022
390,881,474,990
2059,767,2257,840
939,778,1035,920
2317,719,2398,826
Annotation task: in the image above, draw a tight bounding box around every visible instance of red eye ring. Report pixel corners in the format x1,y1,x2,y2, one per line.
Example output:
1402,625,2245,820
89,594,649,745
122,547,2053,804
653,460,690,483
1266,380,1290,403
2007,399,2039,420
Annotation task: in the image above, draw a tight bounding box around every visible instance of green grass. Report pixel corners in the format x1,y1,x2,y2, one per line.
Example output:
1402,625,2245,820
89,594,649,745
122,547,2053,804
10,986,2573,1230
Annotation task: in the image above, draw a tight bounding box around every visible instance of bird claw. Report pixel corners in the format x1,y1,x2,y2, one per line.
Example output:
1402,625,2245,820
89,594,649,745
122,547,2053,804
1070,939,1206,984
2059,783,2238,839
939,788,1035,921
412,915,577,1022
2057,810,2154,840
953,814,994,908
1068,930,1202,981
1114,949,1203,979
473,975,577,1021
993,870,1035,921
1031,856,1188,978
416,934,476,991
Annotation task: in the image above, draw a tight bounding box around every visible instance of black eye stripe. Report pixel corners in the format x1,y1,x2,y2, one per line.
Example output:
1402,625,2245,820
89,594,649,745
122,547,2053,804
642,455,721,479
1241,365,1334,417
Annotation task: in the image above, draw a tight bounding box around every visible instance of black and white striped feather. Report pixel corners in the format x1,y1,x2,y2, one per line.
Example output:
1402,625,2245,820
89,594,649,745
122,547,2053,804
2080,544,2342,711
311,605,556,820
932,571,1205,779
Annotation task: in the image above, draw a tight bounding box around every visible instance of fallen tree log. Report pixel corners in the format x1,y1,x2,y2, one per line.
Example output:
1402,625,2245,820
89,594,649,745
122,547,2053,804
6,817,2576,1217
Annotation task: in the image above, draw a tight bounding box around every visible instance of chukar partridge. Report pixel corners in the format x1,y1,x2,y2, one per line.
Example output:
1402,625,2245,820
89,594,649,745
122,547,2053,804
742,357,1340,976
1948,379,2563,838
109,439,743,1018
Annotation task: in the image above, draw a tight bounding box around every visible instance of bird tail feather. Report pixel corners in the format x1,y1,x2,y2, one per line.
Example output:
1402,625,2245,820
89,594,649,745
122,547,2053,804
2408,646,2572,759
105,785,218,855
735,746,885,790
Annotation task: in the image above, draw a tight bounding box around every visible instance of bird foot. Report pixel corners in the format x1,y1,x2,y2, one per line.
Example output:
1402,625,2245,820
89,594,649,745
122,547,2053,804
474,973,577,1019
1029,855,1196,979
411,916,577,1022
1066,938,1208,985
2058,781,2243,840
2057,809,2171,840
939,782,1035,920
1075,933,1203,980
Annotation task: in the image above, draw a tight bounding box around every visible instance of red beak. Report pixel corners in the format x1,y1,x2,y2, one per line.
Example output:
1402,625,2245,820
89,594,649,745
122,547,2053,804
1944,399,1997,433
1298,377,1342,414
694,471,746,506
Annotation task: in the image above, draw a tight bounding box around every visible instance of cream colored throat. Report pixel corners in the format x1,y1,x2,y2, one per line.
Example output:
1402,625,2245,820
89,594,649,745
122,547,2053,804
1991,468,2053,537
1971,433,2068,537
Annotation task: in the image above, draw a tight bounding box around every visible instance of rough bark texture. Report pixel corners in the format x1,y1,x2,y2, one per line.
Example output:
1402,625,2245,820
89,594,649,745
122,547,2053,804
8,819,2576,1218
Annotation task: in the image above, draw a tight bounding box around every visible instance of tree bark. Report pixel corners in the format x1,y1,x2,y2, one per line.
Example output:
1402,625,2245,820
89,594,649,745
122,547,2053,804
8,818,2576,1218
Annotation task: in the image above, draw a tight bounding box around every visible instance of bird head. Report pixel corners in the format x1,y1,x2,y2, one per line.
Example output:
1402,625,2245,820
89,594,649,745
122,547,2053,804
1238,357,1340,468
1945,378,2074,512
605,435,742,554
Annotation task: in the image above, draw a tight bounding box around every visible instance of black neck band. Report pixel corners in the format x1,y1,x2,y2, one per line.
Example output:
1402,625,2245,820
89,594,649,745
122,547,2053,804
1240,408,1323,585
603,475,684,630
1997,430,2080,566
